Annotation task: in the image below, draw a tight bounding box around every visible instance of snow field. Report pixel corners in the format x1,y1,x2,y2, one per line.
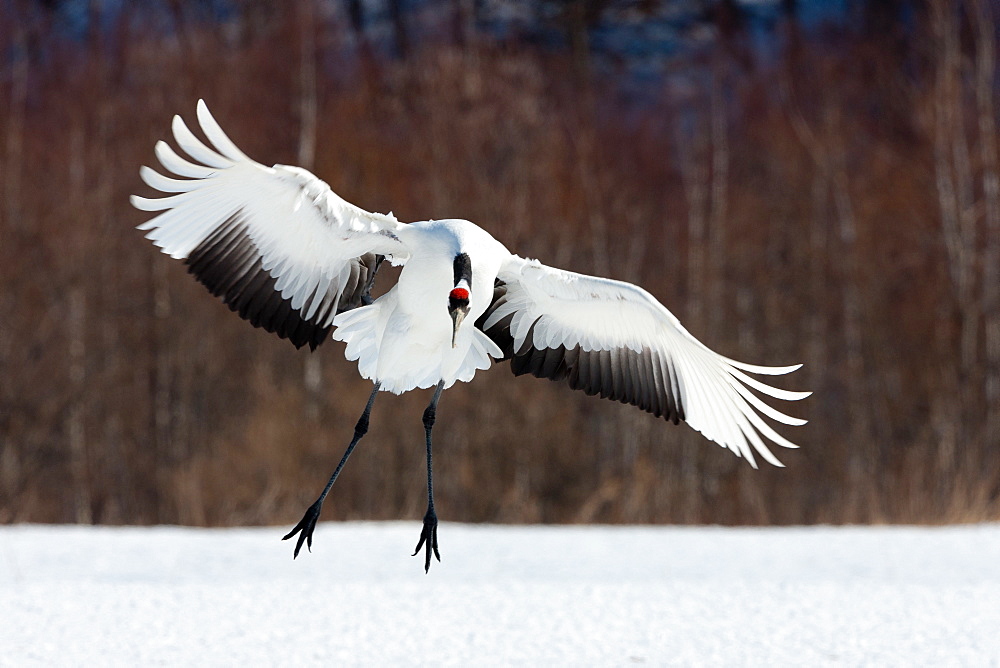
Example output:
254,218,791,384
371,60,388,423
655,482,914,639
1,523,998,666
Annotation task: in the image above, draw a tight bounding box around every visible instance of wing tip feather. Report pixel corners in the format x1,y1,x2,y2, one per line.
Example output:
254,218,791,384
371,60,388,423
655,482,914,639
195,99,254,164
131,194,159,212
726,358,805,375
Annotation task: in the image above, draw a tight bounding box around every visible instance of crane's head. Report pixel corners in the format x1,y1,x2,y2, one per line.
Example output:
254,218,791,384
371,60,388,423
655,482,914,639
449,253,472,347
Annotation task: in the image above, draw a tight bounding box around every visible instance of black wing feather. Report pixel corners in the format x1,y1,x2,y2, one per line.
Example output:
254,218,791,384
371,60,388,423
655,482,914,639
476,279,684,424
185,210,383,351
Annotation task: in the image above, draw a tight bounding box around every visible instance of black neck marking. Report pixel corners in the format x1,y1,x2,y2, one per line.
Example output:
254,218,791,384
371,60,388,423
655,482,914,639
453,252,472,288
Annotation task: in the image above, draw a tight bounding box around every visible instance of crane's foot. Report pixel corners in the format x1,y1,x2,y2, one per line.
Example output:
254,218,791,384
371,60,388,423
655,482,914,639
412,508,441,573
282,499,323,558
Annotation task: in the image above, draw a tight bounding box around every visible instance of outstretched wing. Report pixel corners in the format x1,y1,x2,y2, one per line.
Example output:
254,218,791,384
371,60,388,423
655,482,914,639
132,100,409,350
478,256,810,467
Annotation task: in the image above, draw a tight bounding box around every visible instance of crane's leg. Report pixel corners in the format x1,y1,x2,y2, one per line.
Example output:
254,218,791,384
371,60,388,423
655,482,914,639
413,380,445,573
282,381,381,558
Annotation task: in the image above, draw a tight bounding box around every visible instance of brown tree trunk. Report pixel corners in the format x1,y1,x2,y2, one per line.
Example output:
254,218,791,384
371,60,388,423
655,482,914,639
973,0,1000,448
4,11,28,232
708,68,729,337
298,0,325,425
67,288,92,524
931,0,979,491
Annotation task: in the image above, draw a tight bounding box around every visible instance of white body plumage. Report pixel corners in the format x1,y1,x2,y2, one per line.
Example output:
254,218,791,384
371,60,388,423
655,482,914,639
335,219,507,394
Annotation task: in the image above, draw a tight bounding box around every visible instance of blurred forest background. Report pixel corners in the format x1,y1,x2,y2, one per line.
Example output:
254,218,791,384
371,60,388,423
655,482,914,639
1,0,999,528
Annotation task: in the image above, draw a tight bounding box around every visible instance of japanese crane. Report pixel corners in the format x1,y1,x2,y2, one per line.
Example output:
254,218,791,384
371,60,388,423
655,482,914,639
131,101,810,572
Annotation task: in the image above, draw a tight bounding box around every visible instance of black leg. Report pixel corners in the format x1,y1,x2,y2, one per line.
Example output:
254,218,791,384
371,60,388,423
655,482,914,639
413,380,445,573
282,381,381,558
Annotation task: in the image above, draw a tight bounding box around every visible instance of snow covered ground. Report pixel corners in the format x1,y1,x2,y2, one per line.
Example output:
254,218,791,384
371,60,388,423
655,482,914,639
1,523,998,666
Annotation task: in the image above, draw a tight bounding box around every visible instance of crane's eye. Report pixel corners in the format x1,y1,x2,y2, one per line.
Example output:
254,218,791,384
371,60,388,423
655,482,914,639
449,288,469,302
